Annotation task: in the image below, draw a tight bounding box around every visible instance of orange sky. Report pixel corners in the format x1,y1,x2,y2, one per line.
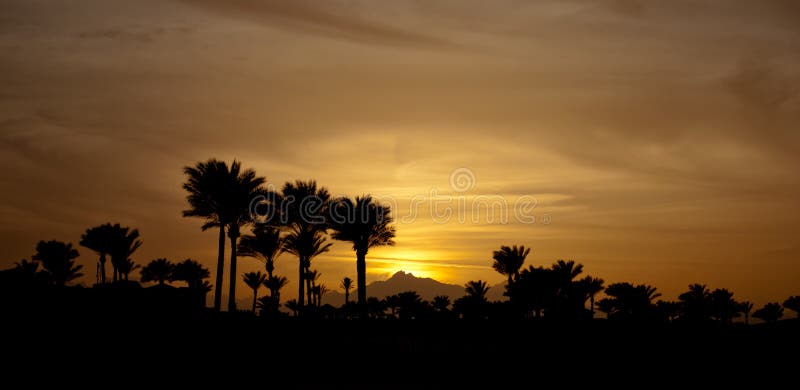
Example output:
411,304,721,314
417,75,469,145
1,0,799,305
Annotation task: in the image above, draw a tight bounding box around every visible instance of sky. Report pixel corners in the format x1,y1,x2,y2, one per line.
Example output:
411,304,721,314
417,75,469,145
1,0,799,306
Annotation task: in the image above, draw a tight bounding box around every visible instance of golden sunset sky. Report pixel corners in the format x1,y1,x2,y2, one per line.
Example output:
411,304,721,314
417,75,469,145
1,0,798,305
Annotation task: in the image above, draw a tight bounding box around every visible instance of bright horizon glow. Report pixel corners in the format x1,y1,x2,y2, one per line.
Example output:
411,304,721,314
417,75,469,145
1,0,799,307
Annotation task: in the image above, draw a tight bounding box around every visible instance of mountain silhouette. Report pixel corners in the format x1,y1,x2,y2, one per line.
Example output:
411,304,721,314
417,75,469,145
235,271,508,311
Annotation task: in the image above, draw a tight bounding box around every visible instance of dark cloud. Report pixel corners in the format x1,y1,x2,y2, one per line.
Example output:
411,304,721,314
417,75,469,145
725,58,799,112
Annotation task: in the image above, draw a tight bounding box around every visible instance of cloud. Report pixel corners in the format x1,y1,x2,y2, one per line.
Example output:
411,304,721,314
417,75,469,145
725,58,799,112
181,0,459,49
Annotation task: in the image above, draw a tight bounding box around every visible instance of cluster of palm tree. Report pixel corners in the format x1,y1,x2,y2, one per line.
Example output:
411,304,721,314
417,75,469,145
10,240,84,287
491,245,606,319
182,159,396,314
138,258,212,291
242,271,289,314
491,243,800,324
80,223,142,284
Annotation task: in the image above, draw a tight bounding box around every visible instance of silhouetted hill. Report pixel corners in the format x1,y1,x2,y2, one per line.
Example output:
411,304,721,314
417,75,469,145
363,271,466,302
236,272,508,310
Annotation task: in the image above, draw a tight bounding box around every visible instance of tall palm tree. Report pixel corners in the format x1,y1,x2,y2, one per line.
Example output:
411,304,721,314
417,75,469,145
740,301,754,325
238,226,283,279
223,163,266,312
107,224,142,284
243,271,267,312
80,224,115,285
329,195,396,306
183,159,229,310
282,224,331,308
32,240,82,286
306,269,321,306
465,280,490,302
140,258,175,286
183,159,266,311
492,245,529,285
579,276,605,316
280,180,331,308
264,275,289,307
340,277,354,305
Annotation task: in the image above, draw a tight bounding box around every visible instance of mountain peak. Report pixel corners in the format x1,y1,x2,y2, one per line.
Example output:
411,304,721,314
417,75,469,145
390,270,415,279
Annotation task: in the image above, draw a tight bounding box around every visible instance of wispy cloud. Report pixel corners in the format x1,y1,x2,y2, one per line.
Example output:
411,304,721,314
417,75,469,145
181,0,459,49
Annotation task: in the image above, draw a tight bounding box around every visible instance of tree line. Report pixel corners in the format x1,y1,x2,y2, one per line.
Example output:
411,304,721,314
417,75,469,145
1,158,798,324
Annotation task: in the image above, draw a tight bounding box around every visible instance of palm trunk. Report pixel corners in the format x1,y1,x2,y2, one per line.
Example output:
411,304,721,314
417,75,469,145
507,274,512,287
590,295,595,317
357,249,367,306
745,313,749,325
214,225,226,311
298,256,305,307
345,289,349,305
99,253,107,285
252,289,257,313
306,268,313,307
228,235,238,311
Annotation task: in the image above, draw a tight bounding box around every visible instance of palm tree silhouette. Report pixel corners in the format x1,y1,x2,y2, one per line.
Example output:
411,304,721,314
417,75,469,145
329,195,396,307
107,224,142,284
282,224,331,309
264,275,288,308
117,258,140,281
396,291,424,319
578,276,605,316
13,259,42,285
783,296,800,318
243,271,267,312
223,164,266,312
492,245,529,285
709,288,740,323
679,284,718,322
80,224,115,285
656,300,680,322
238,226,283,279
256,296,277,315
306,269,321,306
600,282,661,321
280,180,331,308
285,299,301,316
386,294,401,318
141,258,175,286
753,303,783,323
340,277,354,305
465,280,490,301
739,301,754,325
32,240,82,286
172,259,211,289
432,295,451,312
314,284,329,307
183,159,266,311
552,260,584,283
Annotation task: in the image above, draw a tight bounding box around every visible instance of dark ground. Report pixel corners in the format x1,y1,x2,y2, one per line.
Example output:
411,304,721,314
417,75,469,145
5,306,798,387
